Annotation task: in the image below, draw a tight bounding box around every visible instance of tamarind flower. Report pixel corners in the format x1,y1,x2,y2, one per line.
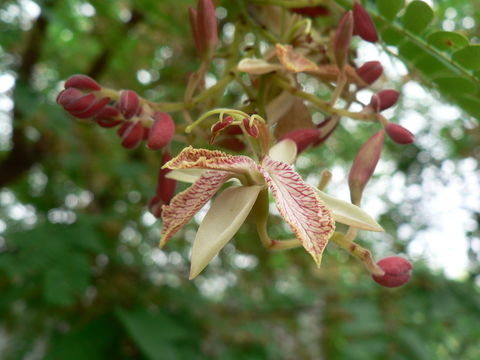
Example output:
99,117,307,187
160,141,384,279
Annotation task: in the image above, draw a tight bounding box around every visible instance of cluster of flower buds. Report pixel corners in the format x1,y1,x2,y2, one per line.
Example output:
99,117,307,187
56,74,175,150
278,116,339,154
333,2,378,69
372,256,412,287
148,151,177,218
188,0,218,57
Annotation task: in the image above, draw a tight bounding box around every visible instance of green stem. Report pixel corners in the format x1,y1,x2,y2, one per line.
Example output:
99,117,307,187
331,232,384,276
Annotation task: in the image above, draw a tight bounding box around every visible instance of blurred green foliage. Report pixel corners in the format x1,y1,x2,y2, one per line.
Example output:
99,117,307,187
1,0,480,359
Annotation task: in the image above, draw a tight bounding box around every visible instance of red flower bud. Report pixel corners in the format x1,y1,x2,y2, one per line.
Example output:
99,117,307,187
216,137,246,152
348,130,384,205
70,97,110,119
147,112,175,150
356,61,383,85
353,1,378,43
210,116,234,143
197,0,218,55
279,128,321,153
156,151,176,204
64,74,101,91
385,123,415,145
118,121,144,149
243,118,259,138
189,7,204,55
56,88,83,108
95,106,122,127
63,93,97,113
370,89,400,112
148,195,163,218
118,90,141,119
333,11,354,69
372,256,412,288
290,6,330,17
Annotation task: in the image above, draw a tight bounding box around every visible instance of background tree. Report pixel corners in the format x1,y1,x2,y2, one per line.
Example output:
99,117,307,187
1,0,480,359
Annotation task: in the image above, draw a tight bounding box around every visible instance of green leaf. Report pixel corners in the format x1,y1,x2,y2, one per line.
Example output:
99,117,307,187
116,308,202,360
402,1,433,34
433,76,476,94
377,0,405,21
427,31,469,51
452,45,480,70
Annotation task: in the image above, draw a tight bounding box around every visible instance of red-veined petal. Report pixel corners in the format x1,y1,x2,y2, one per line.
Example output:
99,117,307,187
163,146,259,178
159,170,231,247
260,156,335,265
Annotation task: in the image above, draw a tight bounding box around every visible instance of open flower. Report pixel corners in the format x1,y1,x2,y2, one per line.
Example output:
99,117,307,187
160,140,383,279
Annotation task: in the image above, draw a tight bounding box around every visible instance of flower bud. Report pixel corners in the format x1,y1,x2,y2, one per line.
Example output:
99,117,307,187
63,93,97,114
95,106,122,127
64,74,101,91
70,97,111,119
333,11,354,69
118,121,144,149
157,151,176,204
147,112,175,150
210,115,234,143
348,130,384,205
188,7,204,55
356,61,383,85
279,128,321,153
197,0,218,55
385,123,415,145
353,1,378,43
118,90,141,119
56,88,83,106
372,256,412,288
370,89,400,112
290,6,330,17
243,118,259,138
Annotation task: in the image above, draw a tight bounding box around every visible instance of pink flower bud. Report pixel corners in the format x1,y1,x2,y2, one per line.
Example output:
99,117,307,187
216,137,246,152
70,97,110,119
279,128,321,153
290,6,330,17
95,106,122,127
148,195,163,218
156,151,176,204
370,89,400,112
118,121,144,149
353,1,378,43
312,120,339,146
56,88,83,106
356,61,383,85
188,7,204,55
118,90,141,119
63,93,97,113
372,256,412,288
385,123,415,145
210,116,234,143
243,118,259,138
64,74,101,91
197,0,218,54
333,11,354,69
147,112,175,150
348,130,384,204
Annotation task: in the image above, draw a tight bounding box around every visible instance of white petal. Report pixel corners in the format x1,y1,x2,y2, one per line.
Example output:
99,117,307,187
237,58,283,75
314,189,384,232
189,185,263,279
268,139,297,165
165,169,204,183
